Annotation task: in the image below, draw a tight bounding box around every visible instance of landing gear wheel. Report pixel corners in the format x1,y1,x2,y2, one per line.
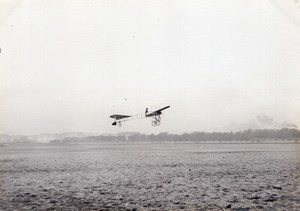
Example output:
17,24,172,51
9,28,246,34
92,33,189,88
118,121,122,127
152,121,157,127
155,120,161,126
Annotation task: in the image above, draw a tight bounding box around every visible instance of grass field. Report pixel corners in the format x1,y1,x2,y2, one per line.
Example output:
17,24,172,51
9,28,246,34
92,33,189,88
0,142,299,210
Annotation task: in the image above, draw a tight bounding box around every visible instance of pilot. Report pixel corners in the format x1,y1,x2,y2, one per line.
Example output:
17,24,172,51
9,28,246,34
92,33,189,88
145,108,148,115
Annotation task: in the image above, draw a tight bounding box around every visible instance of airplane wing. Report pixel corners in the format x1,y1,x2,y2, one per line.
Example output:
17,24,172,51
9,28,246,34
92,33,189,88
146,106,170,117
110,114,131,120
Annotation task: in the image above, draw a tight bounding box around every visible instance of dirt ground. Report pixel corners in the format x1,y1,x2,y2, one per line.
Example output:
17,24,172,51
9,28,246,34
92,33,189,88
0,142,299,210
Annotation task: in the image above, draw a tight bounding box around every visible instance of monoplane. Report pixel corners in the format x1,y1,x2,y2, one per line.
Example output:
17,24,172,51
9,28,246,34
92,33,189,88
110,106,170,127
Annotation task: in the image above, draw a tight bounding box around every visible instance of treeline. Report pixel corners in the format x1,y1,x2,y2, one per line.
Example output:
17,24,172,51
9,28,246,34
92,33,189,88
51,128,300,143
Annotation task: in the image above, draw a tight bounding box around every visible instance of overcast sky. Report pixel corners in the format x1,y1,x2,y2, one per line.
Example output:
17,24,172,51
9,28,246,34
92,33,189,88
0,0,300,135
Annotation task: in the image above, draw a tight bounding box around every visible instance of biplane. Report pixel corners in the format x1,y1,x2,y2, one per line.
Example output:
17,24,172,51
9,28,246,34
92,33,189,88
110,106,170,127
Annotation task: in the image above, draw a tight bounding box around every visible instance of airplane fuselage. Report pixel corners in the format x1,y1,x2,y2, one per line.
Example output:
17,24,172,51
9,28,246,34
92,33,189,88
110,105,170,127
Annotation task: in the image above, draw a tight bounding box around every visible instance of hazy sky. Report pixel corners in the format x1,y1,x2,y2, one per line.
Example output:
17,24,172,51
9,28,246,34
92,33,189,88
0,0,300,135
